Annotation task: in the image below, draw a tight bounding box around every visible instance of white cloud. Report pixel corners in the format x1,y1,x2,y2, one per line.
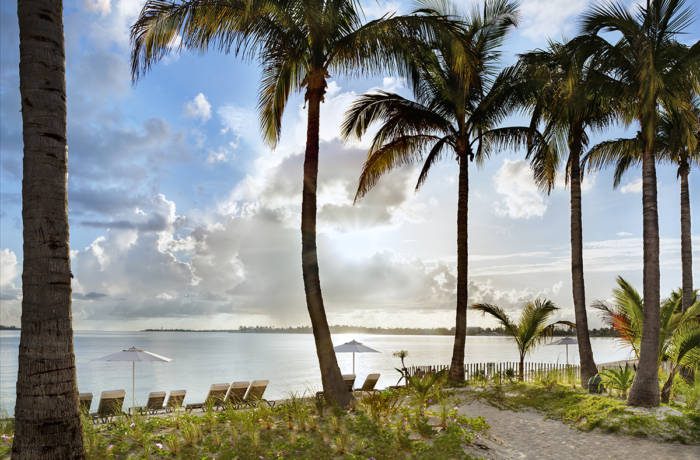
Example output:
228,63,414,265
0,249,18,288
519,0,588,41
184,93,212,122
616,231,633,237
493,159,548,219
620,178,643,194
83,0,111,15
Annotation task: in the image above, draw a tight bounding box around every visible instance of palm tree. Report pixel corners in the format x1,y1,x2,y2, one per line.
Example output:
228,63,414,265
13,0,84,457
130,0,456,407
586,105,699,312
593,276,700,403
472,299,568,380
580,0,700,407
507,39,619,389
342,0,526,382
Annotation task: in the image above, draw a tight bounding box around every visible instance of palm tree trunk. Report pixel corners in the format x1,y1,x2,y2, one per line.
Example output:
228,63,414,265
568,138,597,389
13,1,84,457
660,366,677,404
627,140,660,407
679,164,693,312
519,352,525,381
449,154,469,382
302,81,352,408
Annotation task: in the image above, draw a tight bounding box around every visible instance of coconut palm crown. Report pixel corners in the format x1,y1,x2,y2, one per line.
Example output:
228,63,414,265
342,0,531,382
131,0,461,407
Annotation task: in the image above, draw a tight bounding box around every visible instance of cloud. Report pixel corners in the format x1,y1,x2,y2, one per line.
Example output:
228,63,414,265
616,231,633,237
0,249,18,288
519,0,588,41
620,178,643,194
493,159,548,219
184,93,212,122
83,0,111,15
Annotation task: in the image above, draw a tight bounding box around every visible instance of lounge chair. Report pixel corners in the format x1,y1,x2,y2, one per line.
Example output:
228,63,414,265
224,381,250,408
165,390,186,412
135,391,167,415
185,383,230,412
91,389,126,423
354,373,380,393
79,392,93,413
242,380,275,407
342,374,356,392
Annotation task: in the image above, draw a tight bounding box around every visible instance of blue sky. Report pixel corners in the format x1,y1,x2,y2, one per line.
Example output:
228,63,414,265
0,0,698,330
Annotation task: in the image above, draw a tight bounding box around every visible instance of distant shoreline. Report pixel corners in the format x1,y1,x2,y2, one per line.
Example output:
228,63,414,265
140,325,618,337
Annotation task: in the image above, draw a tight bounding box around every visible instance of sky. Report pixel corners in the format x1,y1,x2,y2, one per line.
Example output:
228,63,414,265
0,0,698,331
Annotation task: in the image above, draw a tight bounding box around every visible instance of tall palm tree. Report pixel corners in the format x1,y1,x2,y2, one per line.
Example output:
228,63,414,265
507,39,619,389
472,299,569,380
13,0,84,457
593,277,700,402
130,0,456,407
342,0,526,382
580,0,700,407
586,105,699,312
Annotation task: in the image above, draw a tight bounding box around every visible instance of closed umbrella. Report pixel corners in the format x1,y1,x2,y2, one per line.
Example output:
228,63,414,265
548,337,577,365
333,340,379,374
96,346,172,411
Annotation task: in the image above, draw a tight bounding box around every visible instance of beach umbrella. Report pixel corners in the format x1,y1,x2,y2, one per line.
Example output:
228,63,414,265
548,337,577,365
333,340,379,374
96,346,172,411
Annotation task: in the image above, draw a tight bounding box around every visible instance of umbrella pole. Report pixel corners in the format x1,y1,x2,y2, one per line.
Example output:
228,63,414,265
353,352,355,375
565,344,569,366
132,361,135,414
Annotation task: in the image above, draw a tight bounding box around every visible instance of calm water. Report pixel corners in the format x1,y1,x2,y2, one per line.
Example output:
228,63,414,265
0,331,633,415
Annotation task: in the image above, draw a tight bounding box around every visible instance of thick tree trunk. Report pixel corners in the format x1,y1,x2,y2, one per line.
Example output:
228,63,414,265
302,82,352,408
679,165,693,312
449,155,469,382
13,1,84,458
568,138,598,389
627,141,660,407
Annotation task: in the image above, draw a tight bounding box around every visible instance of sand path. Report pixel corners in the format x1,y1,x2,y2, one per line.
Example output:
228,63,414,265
457,399,700,459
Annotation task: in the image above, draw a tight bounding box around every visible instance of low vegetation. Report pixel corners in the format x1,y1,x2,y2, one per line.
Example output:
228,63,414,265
0,378,488,459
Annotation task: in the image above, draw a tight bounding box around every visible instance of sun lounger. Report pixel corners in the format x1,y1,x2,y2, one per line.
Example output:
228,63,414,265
185,383,230,412
224,381,250,408
242,380,275,407
79,392,93,413
91,389,126,423
165,390,186,412
342,374,356,392
354,373,380,393
135,391,167,415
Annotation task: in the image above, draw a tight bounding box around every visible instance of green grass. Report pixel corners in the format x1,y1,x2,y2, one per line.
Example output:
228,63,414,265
461,382,700,444
0,389,488,459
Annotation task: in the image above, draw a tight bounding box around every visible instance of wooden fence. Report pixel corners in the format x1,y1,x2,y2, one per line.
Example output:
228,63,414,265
407,362,581,383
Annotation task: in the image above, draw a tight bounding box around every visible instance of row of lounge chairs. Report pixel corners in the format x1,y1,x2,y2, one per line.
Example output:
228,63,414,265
315,373,381,400
80,380,273,422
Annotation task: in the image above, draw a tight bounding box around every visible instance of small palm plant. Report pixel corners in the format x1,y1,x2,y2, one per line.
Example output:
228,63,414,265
472,299,571,380
599,364,635,398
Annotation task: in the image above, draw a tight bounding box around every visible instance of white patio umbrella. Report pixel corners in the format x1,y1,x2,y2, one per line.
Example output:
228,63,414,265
96,346,172,411
333,340,379,374
548,337,577,365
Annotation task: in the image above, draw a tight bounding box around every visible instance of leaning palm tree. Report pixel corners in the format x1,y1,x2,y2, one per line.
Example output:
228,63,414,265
507,39,619,389
342,0,527,382
586,104,700,312
131,0,457,407
594,276,700,403
580,0,700,407
472,299,568,380
13,0,84,457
